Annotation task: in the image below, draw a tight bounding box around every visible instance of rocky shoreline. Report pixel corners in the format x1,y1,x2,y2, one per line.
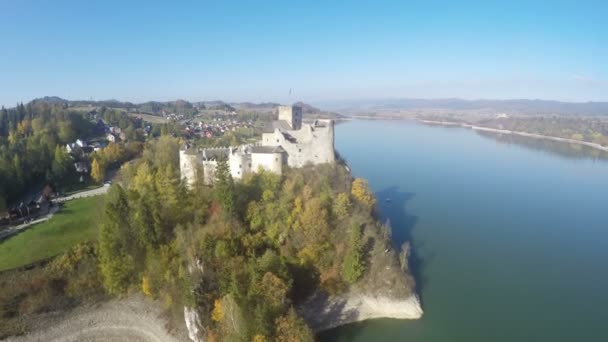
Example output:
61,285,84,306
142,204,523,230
299,292,423,332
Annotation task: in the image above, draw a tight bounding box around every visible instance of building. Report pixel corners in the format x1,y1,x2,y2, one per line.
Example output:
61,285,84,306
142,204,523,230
180,104,334,186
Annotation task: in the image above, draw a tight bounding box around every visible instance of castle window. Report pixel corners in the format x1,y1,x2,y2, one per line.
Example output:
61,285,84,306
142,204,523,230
239,164,242,168
275,158,278,162
249,163,252,168
299,149,302,152
276,139,279,143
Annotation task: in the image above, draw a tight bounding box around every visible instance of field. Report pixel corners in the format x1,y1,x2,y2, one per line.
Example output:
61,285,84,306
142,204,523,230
0,195,105,271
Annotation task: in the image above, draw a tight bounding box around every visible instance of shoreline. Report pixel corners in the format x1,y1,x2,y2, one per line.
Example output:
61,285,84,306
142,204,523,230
417,119,608,152
299,292,423,333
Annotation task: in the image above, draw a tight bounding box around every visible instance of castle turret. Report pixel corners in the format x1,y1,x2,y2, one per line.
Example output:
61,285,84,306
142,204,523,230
278,105,302,130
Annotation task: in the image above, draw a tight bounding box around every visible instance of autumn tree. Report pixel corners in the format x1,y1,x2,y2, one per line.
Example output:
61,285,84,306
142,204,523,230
91,158,105,184
351,178,376,211
275,308,314,342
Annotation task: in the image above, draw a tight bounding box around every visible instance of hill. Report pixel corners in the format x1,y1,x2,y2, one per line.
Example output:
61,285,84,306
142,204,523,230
324,98,608,117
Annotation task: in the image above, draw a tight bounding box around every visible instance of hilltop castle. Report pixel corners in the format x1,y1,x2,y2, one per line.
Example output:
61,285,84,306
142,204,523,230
180,104,335,186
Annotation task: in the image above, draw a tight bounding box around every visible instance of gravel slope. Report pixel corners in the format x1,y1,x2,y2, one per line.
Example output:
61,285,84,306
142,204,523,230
6,296,189,342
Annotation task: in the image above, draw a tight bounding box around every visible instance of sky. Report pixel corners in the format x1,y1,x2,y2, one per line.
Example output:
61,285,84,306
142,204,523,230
0,0,607,107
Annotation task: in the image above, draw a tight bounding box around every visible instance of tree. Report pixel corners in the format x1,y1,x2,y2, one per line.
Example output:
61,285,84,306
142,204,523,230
141,276,152,296
342,224,364,283
99,185,136,294
332,192,351,219
214,158,236,217
133,189,164,248
351,178,376,211
57,120,75,142
275,308,314,342
0,196,6,215
51,146,71,180
211,298,224,322
91,158,105,184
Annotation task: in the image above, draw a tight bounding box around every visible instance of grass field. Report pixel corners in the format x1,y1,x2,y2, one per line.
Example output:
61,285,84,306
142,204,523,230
0,195,105,271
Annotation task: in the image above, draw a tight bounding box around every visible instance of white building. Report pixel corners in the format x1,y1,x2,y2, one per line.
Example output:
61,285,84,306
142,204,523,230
180,104,334,187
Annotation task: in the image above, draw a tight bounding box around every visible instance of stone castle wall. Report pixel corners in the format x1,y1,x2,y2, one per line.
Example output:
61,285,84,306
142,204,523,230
180,105,335,186
261,120,335,168
179,150,200,188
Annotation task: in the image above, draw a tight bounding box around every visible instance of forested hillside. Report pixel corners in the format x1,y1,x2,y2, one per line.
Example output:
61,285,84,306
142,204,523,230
0,102,150,211
0,103,94,208
94,136,394,341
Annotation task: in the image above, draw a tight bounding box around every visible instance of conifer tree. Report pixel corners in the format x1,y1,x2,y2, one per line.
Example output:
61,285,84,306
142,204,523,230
99,185,136,294
215,158,236,217
343,223,365,283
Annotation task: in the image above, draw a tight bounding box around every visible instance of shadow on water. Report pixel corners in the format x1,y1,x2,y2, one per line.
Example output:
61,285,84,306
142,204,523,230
375,186,430,303
475,130,608,161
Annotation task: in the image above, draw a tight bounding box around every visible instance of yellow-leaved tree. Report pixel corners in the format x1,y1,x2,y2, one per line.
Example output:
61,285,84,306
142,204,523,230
211,298,224,322
91,158,105,184
141,276,152,296
351,178,376,211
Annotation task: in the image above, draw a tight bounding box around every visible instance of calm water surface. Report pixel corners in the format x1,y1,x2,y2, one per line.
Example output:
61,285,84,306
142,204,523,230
320,120,608,342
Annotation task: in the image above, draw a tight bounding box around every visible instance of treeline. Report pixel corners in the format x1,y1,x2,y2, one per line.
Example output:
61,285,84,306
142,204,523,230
478,116,608,146
96,136,379,341
0,102,94,208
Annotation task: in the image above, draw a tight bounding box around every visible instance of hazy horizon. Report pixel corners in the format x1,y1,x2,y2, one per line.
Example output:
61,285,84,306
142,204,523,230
1,1,607,107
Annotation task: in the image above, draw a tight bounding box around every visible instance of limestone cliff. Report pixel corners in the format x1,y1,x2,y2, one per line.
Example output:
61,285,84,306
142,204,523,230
298,224,422,331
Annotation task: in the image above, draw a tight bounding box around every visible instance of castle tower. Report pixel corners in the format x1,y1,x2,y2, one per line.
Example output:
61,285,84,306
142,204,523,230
277,105,302,130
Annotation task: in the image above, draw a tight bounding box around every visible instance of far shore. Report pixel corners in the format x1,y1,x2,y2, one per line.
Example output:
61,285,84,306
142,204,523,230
416,119,608,152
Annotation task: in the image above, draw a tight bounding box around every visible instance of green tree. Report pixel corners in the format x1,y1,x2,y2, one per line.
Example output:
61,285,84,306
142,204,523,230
51,145,71,180
133,187,164,247
332,192,351,220
215,158,236,217
342,224,364,283
57,120,75,142
99,185,136,294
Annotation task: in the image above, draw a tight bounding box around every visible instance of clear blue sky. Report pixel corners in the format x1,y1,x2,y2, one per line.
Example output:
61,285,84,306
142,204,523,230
1,0,607,107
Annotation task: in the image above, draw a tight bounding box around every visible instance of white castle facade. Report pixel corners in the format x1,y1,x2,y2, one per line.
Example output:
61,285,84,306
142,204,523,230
180,104,335,186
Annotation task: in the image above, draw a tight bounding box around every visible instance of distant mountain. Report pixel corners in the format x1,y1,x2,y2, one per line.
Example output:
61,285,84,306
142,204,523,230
22,97,343,119
322,98,608,116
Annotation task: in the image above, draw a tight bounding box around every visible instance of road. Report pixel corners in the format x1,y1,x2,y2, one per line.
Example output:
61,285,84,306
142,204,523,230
55,183,110,202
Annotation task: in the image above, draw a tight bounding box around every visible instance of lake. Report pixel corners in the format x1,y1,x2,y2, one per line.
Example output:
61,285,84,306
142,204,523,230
320,120,608,342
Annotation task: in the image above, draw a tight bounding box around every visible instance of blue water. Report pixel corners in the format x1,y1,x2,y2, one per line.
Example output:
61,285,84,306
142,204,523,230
321,120,608,342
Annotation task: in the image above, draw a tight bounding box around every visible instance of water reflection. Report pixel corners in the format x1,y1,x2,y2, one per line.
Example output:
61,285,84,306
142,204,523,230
475,130,608,161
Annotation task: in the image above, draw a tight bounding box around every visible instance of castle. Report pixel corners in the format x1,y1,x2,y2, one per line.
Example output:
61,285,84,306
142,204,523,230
180,104,335,186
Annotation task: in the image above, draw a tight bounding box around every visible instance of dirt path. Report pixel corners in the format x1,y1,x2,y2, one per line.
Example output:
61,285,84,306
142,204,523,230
6,296,189,342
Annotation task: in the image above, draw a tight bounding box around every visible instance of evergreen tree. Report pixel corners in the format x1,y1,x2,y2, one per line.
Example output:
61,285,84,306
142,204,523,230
51,145,71,180
215,158,236,217
342,223,365,283
99,185,136,294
